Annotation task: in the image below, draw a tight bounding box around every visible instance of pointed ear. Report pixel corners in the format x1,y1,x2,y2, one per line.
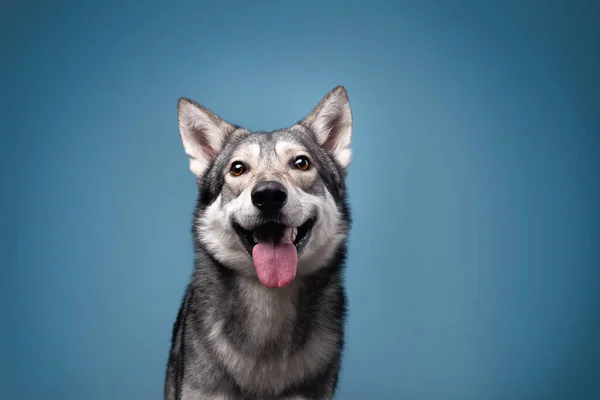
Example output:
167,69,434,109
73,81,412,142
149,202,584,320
177,98,236,177
300,86,353,170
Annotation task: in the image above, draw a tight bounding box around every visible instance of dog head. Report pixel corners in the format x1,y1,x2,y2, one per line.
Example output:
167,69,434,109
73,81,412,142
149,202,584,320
177,86,352,288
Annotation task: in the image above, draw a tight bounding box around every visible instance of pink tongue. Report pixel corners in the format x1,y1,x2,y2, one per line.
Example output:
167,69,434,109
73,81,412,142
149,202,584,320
252,228,298,288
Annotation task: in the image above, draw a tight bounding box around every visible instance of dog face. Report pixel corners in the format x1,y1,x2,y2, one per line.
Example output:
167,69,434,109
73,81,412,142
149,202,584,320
178,86,352,288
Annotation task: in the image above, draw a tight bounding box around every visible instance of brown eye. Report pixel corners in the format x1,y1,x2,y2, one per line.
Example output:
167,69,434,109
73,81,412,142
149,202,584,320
230,161,246,177
294,156,310,171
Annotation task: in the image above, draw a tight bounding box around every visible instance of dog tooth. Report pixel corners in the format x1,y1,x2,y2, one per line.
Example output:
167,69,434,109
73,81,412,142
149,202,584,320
253,232,259,244
291,227,297,242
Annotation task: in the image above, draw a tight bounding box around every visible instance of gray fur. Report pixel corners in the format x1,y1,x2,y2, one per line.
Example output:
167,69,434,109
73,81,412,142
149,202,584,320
166,86,353,399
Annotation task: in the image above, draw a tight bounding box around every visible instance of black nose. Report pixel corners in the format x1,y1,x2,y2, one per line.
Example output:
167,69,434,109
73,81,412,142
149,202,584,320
251,180,287,214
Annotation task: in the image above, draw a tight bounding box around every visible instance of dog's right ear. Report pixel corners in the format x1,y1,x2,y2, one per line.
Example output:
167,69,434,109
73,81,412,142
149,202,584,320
300,86,352,170
178,98,237,177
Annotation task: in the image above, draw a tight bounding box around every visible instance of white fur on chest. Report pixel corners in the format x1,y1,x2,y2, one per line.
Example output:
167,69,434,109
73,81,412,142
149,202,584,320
204,278,338,395
239,278,299,342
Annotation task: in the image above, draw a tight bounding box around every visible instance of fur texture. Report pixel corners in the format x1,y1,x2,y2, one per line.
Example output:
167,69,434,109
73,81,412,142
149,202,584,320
165,86,353,400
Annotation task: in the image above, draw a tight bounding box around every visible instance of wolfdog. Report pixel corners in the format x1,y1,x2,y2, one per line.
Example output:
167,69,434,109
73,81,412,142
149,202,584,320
165,86,353,399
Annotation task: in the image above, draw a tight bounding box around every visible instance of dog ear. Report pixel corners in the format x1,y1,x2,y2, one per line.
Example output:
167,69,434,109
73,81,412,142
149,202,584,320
177,98,237,177
300,86,353,170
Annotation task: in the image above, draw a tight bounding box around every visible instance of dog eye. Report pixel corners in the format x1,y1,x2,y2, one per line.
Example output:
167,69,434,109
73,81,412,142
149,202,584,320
294,156,310,171
230,161,247,177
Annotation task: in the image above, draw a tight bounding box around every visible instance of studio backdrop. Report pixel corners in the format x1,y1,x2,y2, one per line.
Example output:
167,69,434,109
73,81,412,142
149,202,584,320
1,1,599,399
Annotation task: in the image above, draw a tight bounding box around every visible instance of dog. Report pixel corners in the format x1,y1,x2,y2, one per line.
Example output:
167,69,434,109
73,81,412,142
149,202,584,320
165,86,353,400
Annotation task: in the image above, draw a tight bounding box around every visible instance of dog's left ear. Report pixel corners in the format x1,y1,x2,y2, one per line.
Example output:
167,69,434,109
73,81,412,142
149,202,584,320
300,85,353,170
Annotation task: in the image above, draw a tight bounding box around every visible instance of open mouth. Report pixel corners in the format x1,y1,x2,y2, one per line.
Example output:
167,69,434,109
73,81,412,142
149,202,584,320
233,217,316,289
233,217,316,256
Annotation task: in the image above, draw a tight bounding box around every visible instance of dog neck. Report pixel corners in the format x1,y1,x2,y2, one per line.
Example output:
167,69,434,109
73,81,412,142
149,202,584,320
237,275,302,342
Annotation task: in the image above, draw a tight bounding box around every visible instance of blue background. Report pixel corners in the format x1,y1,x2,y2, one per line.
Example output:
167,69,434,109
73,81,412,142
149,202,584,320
1,0,599,399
